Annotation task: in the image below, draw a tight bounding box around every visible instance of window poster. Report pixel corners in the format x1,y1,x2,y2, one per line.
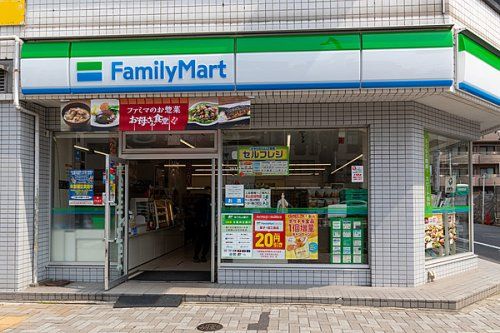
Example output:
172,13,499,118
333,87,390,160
221,214,253,259
69,170,94,206
285,214,319,260
252,214,286,259
237,146,289,176
244,189,271,208
351,165,364,183
225,184,245,206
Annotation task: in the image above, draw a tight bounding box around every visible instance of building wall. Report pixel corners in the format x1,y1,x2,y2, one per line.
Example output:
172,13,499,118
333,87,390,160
449,0,500,49
218,101,479,287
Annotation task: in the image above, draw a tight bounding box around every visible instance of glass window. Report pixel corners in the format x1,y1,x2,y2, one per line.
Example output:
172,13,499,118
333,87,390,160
123,132,216,151
424,132,471,259
221,129,368,265
51,134,118,262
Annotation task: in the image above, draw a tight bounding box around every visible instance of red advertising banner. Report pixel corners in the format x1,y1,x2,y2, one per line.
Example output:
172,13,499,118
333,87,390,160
119,98,189,131
252,214,285,259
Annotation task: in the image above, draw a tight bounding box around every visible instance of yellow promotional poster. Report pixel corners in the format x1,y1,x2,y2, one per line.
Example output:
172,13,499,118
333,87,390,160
0,0,25,26
285,214,318,260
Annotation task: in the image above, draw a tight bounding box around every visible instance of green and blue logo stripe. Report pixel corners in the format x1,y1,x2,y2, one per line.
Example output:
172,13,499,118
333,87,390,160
76,61,103,82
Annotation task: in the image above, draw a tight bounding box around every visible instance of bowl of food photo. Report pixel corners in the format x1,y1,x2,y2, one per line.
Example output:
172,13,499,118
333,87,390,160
61,103,91,130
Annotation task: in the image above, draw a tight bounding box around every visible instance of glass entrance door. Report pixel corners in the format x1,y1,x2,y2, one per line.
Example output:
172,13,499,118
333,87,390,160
104,155,128,290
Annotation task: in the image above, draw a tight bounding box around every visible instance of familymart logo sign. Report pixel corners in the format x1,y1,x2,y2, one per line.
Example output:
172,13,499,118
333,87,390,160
71,55,235,92
76,62,103,82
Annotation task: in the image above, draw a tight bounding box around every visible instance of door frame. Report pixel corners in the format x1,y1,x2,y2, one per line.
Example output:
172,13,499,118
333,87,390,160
122,153,219,283
104,155,129,290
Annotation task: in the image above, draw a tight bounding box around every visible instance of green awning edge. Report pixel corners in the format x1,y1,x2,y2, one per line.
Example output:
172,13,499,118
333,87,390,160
236,34,361,53
21,42,71,59
362,30,453,50
70,37,235,57
458,34,500,70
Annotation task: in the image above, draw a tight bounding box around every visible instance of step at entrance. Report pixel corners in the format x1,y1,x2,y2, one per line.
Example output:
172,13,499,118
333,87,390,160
113,295,183,308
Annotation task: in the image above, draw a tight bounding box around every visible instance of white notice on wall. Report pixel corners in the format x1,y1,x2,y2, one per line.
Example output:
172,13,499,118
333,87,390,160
351,165,364,183
244,189,271,208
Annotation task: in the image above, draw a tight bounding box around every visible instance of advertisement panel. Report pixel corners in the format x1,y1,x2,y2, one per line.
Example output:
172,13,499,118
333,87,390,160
244,189,271,208
68,170,94,206
238,146,289,176
221,214,253,259
252,214,285,260
285,214,319,260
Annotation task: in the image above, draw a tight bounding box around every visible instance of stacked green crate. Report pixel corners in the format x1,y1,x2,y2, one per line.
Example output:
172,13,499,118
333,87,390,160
330,217,367,264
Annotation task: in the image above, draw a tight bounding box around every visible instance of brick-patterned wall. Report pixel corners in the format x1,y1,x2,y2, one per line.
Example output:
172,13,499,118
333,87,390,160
425,255,478,281
46,265,104,283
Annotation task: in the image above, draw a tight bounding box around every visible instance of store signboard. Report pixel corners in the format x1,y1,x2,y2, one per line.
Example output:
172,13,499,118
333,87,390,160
285,214,319,260
237,146,289,176
225,184,245,206
252,214,285,259
221,214,253,259
351,165,364,183
69,170,94,206
119,99,189,131
444,175,457,194
244,189,271,208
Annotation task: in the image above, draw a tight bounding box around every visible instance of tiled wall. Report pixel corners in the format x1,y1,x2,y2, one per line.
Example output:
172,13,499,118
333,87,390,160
219,101,479,287
425,255,478,281
46,265,104,283
449,0,500,49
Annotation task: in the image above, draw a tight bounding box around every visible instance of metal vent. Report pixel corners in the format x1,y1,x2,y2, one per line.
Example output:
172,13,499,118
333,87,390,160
0,69,5,93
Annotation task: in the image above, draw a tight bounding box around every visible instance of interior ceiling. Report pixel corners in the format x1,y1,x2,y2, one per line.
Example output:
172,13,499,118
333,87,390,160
25,88,500,133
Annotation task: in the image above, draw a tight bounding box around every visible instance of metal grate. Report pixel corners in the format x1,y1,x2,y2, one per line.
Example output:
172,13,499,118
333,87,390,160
0,69,5,93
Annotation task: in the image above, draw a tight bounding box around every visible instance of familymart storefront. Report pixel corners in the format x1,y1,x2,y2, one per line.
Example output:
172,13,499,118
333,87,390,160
18,28,500,289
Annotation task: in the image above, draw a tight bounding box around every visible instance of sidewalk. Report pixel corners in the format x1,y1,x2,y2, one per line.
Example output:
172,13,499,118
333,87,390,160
1,259,499,311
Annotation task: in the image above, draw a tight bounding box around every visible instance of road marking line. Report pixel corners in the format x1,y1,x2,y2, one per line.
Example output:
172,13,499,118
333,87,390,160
474,241,500,250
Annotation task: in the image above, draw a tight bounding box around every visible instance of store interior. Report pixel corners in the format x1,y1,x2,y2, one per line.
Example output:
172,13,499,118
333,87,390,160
128,159,213,281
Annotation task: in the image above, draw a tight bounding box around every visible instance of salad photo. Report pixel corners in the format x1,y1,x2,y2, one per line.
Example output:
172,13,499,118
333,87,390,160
188,101,219,125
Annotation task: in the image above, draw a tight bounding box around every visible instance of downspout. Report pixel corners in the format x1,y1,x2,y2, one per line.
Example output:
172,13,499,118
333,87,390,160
20,108,40,286
0,35,22,109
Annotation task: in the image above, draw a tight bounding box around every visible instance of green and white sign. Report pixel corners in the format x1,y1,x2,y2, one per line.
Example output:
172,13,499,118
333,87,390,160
21,30,458,94
221,213,253,259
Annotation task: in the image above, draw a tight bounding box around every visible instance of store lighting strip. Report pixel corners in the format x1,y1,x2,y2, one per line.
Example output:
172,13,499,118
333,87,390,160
73,145,107,156
330,154,363,174
179,139,195,148
164,164,186,167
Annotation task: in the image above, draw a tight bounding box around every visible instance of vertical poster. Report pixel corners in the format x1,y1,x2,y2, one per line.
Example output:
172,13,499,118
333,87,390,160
424,132,432,217
221,214,253,259
69,170,94,205
252,214,285,259
351,165,364,183
285,214,319,260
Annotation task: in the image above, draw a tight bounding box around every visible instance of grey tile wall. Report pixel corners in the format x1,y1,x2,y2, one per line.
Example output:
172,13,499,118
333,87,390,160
46,265,104,283
425,255,478,281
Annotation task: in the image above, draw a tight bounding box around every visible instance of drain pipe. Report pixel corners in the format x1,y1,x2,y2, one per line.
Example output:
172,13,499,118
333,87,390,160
0,35,22,109
20,108,40,286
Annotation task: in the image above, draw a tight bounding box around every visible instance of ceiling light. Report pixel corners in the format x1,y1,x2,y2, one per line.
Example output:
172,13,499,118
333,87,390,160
180,139,195,148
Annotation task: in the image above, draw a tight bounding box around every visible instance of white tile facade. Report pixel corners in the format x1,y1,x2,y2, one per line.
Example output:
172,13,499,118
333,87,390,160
0,1,495,290
218,101,479,287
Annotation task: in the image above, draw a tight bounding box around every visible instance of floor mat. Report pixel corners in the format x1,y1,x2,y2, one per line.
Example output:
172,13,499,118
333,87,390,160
132,270,211,282
113,295,183,308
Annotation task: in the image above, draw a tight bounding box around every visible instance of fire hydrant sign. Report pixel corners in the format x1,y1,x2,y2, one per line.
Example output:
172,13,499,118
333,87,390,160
252,214,285,259
221,214,253,259
285,214,319,260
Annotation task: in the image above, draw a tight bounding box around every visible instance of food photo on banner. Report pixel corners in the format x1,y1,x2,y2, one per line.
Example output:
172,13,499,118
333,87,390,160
60,97,250,132
61,99,119,131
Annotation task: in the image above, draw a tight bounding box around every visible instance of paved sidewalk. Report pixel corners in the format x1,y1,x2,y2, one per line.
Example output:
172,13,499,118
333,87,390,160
1,259,499,311
0,293,499,332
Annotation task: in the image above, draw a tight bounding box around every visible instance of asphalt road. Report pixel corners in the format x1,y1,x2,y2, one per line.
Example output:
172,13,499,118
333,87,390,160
474,223,500,263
